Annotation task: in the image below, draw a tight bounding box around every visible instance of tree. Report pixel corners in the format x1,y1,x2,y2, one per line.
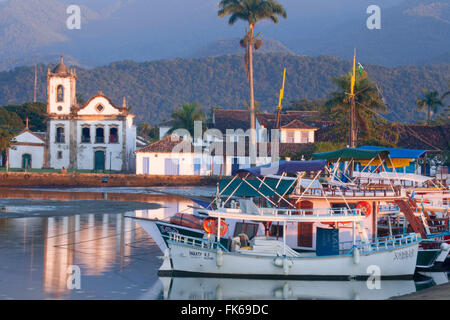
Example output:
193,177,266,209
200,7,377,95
415,89,443,124
218,0,287,164
324,71,393,146
170,103,205,137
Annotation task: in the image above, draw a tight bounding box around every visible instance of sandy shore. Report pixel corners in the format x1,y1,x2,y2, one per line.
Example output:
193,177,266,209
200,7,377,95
392,282,450,300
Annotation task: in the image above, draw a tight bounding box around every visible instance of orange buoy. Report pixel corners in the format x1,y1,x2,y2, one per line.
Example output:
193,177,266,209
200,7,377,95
203,218,228,237
356,201,372,217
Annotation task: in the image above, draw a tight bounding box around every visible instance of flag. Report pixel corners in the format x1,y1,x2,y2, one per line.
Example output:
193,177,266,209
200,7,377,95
358,62,364,75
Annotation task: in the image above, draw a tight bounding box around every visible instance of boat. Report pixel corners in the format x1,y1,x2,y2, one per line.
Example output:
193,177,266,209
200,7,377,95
156,160,420,279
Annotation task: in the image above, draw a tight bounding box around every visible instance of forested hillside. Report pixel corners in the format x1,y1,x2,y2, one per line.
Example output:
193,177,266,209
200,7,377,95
0,53,448,124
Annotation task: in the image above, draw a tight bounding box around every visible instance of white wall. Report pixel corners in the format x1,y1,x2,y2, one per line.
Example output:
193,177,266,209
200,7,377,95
9,145,45,169
136,152,195,175
48,76,75,115
48,120,71,169
280,129,315,143
76,120,124,171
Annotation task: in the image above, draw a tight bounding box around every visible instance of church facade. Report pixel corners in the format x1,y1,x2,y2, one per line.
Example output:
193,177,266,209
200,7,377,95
46,58,136,171
5,57,136,172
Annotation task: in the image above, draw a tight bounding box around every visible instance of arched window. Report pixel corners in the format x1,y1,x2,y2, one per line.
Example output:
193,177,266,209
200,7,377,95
56,126,65,143
95,127,105,143
109,127,118,143
57,85,64,102
81,127,91,143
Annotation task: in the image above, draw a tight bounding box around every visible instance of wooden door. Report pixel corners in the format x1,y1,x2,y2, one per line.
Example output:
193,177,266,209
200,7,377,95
297,200,314,247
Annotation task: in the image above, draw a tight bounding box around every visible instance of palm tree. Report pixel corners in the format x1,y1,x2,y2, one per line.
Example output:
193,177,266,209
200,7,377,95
325,71,390,145
416,89,444,124
218,0,287,164
170,103,205,138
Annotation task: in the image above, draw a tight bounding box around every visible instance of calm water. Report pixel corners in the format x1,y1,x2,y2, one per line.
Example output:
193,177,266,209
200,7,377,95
0,189,448,300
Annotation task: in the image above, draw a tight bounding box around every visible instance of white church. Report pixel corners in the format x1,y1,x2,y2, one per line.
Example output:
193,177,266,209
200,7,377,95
6,57,137,172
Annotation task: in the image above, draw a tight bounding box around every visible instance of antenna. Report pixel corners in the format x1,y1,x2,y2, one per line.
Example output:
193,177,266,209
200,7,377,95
34,64,37,102
276,68,286,129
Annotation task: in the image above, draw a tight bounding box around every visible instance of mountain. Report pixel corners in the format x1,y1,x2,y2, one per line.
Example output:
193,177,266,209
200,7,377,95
294,0,450,66
0,0,100,70
0,54,448,125
1,0,446,71
188,38,294,58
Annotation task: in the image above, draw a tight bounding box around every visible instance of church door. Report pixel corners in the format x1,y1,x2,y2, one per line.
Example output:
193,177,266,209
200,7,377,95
22,154,32,169
94,151,105,171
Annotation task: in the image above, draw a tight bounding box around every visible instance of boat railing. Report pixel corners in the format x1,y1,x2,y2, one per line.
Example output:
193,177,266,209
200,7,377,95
165,232,229,252
377,204,400,214
258,207,362,218
340,233,421,255
293,186,402,198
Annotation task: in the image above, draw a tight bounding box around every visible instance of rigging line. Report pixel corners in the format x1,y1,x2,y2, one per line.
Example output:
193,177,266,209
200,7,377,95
46,224,99,239
355,101,441,150
53,227,139,248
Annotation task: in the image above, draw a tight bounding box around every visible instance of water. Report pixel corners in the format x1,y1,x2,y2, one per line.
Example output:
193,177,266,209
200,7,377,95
0,188,448,300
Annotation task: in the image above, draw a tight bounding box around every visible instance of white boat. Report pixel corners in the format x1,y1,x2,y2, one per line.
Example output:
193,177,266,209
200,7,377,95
159,197,420,279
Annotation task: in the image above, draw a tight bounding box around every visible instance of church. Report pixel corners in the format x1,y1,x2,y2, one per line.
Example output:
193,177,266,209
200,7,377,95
6,57,137,172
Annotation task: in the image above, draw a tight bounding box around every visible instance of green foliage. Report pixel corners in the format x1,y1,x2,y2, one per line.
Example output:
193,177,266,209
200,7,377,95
0,55,449,126
3,101,47,131
322,71,399,146
312,142,346,153
415,89,444,124
170,103,206,137
0,128,13,152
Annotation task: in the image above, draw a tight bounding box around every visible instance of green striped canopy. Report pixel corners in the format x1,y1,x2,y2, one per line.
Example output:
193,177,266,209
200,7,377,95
219,178,295,198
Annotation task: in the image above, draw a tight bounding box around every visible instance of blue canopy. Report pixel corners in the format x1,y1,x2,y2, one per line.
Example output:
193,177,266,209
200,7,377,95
357,146,427,159
235,160,327,177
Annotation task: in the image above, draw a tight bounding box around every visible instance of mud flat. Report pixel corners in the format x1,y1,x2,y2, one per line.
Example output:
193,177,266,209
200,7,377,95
392,282,450,300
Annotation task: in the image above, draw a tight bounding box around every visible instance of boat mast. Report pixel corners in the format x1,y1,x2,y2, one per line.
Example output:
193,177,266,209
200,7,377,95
349,49,357,148
275,68,286,130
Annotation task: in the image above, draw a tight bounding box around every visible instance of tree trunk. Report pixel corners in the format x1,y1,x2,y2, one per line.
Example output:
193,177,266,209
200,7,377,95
427,106,431,124
248,24,257,167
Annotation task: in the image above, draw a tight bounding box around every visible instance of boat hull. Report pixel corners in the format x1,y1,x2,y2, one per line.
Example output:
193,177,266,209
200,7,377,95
161,242,419,279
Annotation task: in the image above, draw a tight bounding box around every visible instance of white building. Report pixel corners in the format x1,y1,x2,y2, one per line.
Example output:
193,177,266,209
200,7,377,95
7,128,46,169
5,57,137,171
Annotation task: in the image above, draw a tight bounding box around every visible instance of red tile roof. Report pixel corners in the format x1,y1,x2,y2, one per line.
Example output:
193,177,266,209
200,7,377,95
135,134,193,153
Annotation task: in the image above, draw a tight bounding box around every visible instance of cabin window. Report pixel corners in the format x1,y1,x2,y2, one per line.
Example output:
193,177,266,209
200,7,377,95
233,222,259,240
81,127,91,143
55,127,65,143
109,127,118,143
57,85,64,102
269,224,284,238
95,127,105,143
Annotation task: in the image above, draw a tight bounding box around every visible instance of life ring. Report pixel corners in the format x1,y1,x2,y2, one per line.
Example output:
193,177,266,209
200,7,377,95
203,218,228,237
356,201,372,217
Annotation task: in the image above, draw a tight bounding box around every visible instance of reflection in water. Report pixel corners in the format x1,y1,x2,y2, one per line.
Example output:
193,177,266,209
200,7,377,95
158,277,419,300
0,192,448,300
0,196,195,300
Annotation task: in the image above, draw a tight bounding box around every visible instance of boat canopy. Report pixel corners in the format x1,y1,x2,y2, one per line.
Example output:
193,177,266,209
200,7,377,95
353,171,434,183
235,160,327,177
357,146,427,159
312,148,390,161
219,177,296,197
